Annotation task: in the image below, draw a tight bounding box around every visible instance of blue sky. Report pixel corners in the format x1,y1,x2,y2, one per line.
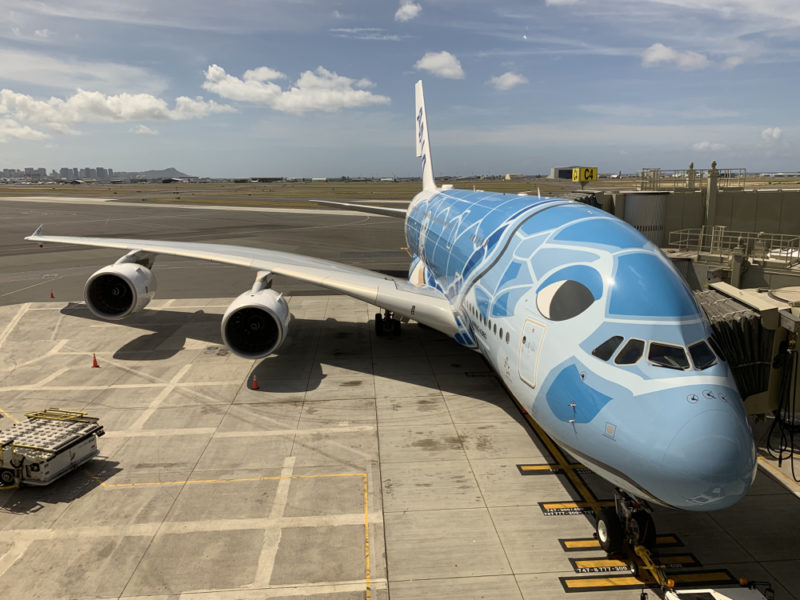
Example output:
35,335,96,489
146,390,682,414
0,0,798,178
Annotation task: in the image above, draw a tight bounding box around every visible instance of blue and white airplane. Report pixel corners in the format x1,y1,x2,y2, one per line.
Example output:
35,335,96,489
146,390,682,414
27,81,756,553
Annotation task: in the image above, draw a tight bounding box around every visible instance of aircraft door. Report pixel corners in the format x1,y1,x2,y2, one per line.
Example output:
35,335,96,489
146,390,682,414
518,318,546,388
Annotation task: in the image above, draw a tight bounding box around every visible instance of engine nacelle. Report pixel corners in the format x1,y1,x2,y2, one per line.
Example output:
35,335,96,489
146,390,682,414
221,288,291,359
85,262,157,320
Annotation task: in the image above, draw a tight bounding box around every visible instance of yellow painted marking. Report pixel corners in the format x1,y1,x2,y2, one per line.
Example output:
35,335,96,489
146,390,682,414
362,472,371,600
671,571,733,583
0,408,20,424
523,414,602,514
660,555,695,565
758,456,800,494
563,539,599,550
520,464,558,472
657,534,680,545
83,470,365,488
574,558,626,569
543,500,613,510
564,576,642,589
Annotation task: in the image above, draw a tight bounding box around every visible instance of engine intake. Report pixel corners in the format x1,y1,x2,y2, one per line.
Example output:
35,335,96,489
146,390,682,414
222,288,290,358
85,262,156,320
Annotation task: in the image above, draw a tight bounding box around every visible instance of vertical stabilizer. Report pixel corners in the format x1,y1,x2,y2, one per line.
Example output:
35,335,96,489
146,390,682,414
415,80,436,191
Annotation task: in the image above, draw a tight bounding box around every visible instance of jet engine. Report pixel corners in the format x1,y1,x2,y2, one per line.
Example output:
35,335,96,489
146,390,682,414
221,287,290,359
85,262,157,320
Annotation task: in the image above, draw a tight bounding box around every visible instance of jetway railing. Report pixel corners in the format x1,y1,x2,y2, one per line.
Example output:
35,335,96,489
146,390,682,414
640,167,746,191
668,227,800,268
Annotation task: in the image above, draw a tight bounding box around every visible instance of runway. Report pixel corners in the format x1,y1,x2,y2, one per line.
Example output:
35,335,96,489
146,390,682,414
0,196,799,599
0,196,409,305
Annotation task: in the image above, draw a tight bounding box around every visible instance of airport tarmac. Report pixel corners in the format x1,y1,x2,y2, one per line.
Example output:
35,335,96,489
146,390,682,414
1,197,800,599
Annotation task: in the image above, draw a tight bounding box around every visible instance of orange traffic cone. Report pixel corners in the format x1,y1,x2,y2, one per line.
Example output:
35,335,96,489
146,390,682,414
92,353,100,368
50,290,54,299
251,374,259,390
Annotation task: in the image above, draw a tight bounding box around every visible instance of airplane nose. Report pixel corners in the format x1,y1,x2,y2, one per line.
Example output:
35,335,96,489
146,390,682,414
662,408,756,510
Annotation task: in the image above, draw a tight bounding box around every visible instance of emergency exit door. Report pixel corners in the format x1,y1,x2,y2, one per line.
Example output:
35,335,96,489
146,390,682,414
518,318,545,389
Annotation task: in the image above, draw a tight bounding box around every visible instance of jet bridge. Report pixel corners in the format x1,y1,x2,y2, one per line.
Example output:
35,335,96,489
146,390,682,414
693,282,800,416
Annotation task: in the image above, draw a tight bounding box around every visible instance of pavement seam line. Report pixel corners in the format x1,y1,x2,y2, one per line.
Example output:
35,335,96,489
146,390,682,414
253,455,296,588
0,302,29,348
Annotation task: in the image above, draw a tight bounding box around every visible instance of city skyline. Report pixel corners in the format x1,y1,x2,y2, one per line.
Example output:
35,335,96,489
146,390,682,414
0,1,798,178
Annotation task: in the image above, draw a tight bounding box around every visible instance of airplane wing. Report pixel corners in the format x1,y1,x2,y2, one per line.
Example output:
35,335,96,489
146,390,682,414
25,226,459,336
312,200,407,218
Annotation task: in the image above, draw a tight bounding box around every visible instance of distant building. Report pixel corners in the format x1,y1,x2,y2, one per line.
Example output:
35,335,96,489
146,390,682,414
504,173,524,180
549,166,580,180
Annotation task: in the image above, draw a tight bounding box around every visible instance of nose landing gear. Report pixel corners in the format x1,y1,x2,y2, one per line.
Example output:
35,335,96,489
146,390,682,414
595,489,656,555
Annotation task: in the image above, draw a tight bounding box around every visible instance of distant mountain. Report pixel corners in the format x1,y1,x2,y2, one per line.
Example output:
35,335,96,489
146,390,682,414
113,167,191,180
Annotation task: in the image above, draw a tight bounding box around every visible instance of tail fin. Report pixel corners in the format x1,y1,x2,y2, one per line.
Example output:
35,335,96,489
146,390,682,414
415,80,436,192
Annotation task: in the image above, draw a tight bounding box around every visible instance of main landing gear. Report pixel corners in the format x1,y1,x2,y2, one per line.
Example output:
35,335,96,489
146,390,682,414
375,311,401,337
595,489,656,555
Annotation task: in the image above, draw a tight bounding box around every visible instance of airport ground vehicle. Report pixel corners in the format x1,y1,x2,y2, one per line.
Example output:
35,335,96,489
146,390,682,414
663,585,772,599
0,409,104,487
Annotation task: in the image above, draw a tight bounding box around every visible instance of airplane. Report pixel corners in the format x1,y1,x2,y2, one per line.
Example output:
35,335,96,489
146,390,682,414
26,81,757,554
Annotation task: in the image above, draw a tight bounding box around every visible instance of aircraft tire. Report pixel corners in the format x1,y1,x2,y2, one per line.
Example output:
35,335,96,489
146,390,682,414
630,511,656,549
375,313,384,336
596,507,623,554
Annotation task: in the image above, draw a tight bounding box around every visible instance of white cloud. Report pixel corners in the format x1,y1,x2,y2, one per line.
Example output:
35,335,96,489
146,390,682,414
489,72,528,91
131,124,158,135
0,88,233,142
0,118,49,143
546,0,582,4
642,43,710,69
723,56,744,69
692,140,727,151
761,127,782,141
330,27,402,41
395,2,422,22
203,65,390,114
0,89,233,124
0,49,168,95
34,28,50,39
414,51,465,79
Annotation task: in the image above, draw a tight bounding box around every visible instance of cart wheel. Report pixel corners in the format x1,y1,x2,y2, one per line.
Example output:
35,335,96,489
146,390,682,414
0,469,15,486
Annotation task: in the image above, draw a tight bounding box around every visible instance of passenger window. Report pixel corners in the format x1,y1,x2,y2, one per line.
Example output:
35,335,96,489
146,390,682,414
592,336,624,361
649,342,690,370
689,340,717,369
614,339,644,365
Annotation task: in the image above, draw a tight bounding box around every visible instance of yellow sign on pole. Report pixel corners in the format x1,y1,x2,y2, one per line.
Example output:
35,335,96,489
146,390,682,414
572,167,597,182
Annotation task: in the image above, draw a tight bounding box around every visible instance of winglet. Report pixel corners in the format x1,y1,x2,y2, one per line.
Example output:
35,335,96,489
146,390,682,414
27,224,44,240
415,80,436,192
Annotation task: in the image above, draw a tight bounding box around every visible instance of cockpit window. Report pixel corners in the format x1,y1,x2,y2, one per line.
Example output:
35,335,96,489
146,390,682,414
708,336,726,361
592,336,624,361
648,342,690,370
614,339,644,365
689,340,717,370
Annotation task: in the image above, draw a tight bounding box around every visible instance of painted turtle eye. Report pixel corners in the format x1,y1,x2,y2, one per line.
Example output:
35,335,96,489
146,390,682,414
536,279,595,321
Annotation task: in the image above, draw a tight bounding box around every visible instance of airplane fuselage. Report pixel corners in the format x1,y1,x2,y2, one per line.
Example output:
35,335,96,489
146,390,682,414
405,187,757,511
